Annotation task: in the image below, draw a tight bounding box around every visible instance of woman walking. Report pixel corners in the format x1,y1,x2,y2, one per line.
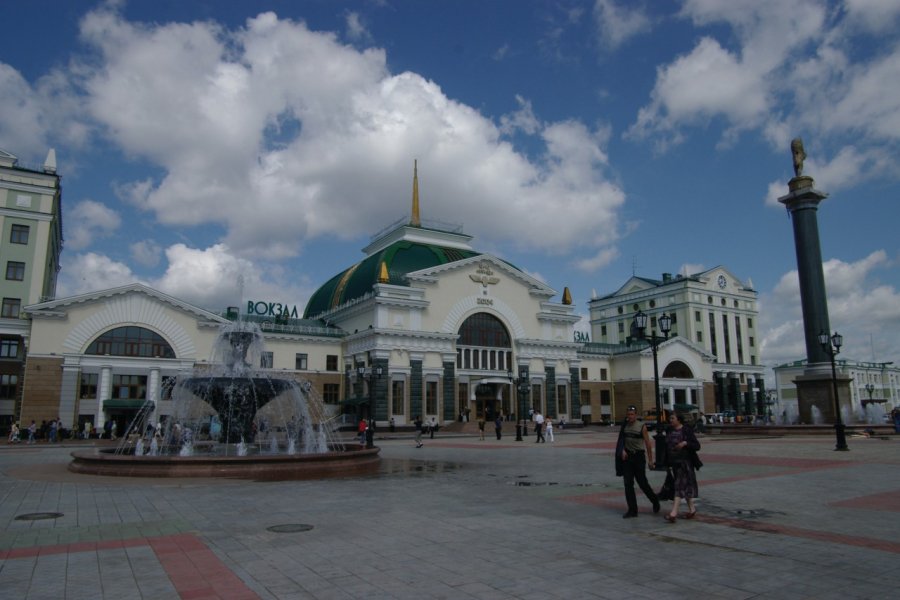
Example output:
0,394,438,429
664,413,701,522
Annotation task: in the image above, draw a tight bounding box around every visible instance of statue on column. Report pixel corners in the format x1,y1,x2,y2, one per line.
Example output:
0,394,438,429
791,137,807,177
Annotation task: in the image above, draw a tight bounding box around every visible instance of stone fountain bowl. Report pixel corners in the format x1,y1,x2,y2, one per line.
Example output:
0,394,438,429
68,445,380,480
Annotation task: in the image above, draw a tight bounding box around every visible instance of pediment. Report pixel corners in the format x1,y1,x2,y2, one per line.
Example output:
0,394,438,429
406,254,557,299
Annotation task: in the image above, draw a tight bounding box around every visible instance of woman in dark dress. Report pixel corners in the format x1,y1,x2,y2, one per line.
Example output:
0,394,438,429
664,412,701,522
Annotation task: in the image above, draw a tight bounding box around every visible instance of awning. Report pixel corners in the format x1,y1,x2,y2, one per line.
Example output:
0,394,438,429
340,396,370,406
103,399,151,410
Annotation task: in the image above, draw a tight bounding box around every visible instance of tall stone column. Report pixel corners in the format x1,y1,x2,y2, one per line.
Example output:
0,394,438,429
777,139,850,424
777,175,831,369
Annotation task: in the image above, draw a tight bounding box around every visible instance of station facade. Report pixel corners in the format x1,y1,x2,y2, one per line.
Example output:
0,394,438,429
12,158,722,433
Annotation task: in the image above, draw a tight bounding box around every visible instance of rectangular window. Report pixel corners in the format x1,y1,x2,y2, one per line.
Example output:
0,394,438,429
695,310,701,322
708,312,717,358
0,338,19,358
0,374,18,399
5,261,25,281
1,298,21,318
425,381,438,414
323,383,340,404
260,351,273,369
600,368,608,381
112,374,146,400
618,321,624,333
295,353,308,370
601,324,607,336
747,317,754,329
393,379,406,415
580,389,590,406
532,383,543,413
557,385,567,415
580,368,588,380
80,373,98,399
10,224,29,245
326,355,338,371
722,314,732,363
696,331,703,343
600,390,611,406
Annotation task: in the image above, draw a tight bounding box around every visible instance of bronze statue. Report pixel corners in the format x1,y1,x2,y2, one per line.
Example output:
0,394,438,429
791,137,806,177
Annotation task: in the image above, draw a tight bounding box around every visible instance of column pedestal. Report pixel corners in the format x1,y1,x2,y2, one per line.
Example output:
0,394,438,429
794,373,852,424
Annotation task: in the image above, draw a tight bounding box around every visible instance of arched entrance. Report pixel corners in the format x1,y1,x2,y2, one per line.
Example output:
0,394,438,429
456,312,514,421
661,360,700,411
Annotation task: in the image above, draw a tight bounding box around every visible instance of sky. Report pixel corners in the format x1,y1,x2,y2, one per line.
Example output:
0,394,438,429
1,0,899,380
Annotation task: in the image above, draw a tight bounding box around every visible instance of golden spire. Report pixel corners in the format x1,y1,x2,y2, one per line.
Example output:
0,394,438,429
562,287,572,305
378,261,390,283
410,159,421,227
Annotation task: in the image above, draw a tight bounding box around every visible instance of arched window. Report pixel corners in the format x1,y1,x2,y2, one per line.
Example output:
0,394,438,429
86,326,176,358
456,313,512,371
458,313,511,347
662,360,694,379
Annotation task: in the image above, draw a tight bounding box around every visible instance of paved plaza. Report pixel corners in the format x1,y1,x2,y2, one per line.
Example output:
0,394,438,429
0,427,898,600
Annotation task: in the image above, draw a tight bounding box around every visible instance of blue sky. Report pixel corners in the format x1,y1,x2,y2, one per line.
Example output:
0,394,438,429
2,0,899,374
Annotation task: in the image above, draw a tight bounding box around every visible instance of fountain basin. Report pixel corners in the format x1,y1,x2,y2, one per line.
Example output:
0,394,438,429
68,446,380,480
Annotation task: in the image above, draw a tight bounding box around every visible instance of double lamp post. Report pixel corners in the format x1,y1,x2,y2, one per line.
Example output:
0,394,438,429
357,365,383,449
631,310,671,471
508,369,531,441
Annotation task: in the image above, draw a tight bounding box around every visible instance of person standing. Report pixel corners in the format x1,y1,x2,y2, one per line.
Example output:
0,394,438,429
494,414,503,440
664,413,701,522
414,415,424,448
534,411,545,443
478,417,485,440
27,420,37,444
429,417,437,439
545,418,554,442
615,405,660,518
357,418,367,445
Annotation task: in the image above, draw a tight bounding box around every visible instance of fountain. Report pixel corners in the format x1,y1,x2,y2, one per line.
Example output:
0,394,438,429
69,320,379,479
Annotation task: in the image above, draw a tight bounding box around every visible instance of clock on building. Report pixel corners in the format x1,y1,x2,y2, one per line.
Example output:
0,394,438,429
717,275,727,289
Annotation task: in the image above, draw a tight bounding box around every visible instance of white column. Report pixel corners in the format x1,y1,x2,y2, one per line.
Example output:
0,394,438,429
148,367,161,424
97,365,112,425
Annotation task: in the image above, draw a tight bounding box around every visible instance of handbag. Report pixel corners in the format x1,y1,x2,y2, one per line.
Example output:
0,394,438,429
690,450,703,470
658,469,675,501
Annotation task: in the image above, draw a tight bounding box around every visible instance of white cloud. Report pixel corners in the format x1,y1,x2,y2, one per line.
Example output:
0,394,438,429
344,11,371,42
65,200,121,250
59,5,625,265
843,0,900,32
499,95,541,136
760,250,900,368
130,240,162,268
575,247,619,272
57,252,140,297
629,0,826,148
592,0,652,49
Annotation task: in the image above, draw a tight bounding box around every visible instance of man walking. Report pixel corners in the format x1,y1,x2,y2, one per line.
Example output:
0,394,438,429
615,405,660,518
534,411,545,443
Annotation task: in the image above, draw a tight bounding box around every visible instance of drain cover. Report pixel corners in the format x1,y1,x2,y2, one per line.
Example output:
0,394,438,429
266,523,314,533
15,512,64,521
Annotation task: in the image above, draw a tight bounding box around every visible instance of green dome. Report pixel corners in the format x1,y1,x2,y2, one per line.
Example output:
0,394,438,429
303,240,481,318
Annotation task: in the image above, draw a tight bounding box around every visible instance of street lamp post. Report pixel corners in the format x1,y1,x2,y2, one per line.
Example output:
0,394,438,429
357,365,383,449
818,331,849,451
631,310,671,471
508,370,530,441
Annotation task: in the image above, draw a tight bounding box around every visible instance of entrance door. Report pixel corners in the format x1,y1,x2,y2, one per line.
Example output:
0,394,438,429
475,384,497,420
